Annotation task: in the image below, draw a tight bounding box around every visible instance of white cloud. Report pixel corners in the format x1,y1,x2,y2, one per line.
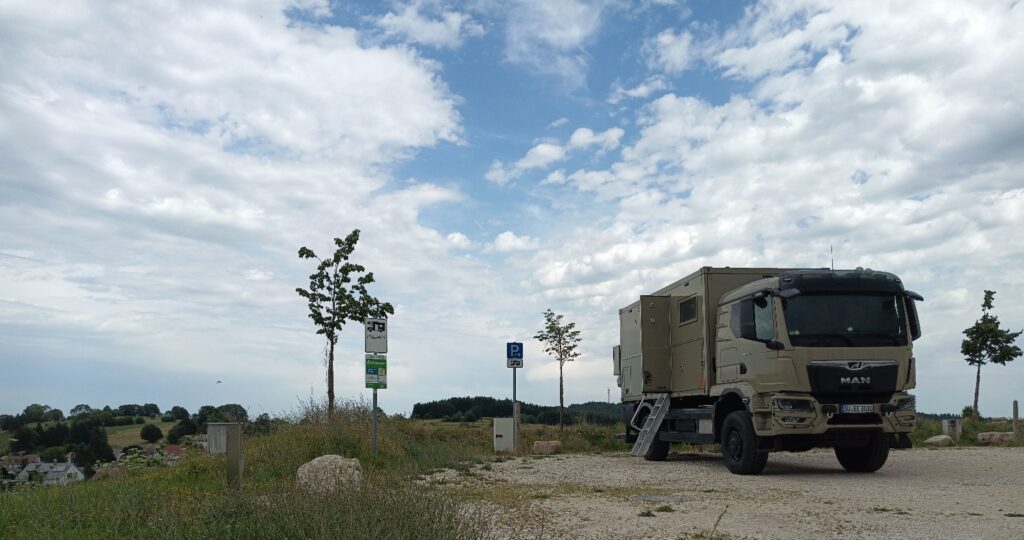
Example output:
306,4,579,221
568,127,624,152
548,117,570,128
608,76,669,104
488,231,540,252
515,142,567,169
376,1,485,49
646,28,696,73
502,0,613,87
484,142,566,186
446,232,475,249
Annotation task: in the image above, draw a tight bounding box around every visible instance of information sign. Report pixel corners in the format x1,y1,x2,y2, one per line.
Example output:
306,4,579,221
365,354,387,389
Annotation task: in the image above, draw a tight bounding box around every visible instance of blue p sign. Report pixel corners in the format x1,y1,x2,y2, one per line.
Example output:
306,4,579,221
506,342,523,359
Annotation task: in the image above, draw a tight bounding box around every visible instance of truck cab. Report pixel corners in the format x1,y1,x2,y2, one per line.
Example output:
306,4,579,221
614,267,922,474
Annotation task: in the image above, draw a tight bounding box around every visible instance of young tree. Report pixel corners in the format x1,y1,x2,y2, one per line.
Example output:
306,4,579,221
961,290,1022,420
140,424,163,444
534,309,582,430
296,230,394,415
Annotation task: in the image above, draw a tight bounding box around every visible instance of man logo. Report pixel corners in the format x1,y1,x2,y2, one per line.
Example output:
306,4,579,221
840,376,870,384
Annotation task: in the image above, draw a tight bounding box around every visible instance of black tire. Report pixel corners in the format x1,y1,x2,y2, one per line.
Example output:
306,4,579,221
721,411,768,475
834,432,890,473
634,406,670,461
644,436,670,461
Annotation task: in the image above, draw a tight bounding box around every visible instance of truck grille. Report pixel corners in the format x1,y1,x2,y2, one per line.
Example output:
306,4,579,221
807,360,898,395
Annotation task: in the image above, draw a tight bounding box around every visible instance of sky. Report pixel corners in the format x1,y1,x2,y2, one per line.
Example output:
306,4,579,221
1,0,1023,419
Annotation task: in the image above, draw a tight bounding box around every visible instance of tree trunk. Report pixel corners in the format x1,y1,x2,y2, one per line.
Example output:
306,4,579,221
559,361,564,431
972,362,981,421
328,340,336,417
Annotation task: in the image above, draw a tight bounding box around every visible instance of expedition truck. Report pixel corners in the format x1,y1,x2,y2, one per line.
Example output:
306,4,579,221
613,267,922,475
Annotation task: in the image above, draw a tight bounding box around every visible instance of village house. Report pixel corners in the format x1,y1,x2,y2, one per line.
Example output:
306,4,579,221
14,461,86,485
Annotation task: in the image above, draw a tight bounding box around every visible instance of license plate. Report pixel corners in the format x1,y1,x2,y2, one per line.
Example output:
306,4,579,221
840,404,873,414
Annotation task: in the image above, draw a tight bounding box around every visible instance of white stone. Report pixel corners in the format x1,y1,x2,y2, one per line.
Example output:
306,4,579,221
296,455,363,495
532,440,561,454
924,435,953,446
976,432,1015,445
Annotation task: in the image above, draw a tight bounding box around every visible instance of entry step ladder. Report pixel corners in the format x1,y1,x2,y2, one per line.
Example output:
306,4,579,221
630,393,669,457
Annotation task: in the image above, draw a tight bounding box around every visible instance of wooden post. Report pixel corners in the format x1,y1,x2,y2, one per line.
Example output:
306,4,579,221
1014,400,1019,440
225,423,243,490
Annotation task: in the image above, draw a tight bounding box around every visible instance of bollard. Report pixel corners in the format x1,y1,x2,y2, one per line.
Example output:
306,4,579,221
1014,400,1019,440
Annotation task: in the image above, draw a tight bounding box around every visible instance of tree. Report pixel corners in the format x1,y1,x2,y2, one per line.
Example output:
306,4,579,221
10,425,38,453
142,403,161,417
961,290,1022,420
21,404,51,424
140,424,163,443
169,406,190,420
534,309,582,430
296,230,394,415
69,404,94,417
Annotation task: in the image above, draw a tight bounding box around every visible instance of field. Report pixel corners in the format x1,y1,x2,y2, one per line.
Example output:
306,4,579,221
105,421,179,448
1,405,1020,539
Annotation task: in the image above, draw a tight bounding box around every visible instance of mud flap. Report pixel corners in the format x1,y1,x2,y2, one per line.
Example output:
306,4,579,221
889,433,912,449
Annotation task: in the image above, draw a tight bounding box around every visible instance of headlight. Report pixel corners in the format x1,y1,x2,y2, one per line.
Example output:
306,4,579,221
897,396,916,411
774,399,814,412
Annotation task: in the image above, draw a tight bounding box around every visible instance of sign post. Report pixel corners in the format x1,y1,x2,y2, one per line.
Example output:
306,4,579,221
365,318,388,454
506,342,523,454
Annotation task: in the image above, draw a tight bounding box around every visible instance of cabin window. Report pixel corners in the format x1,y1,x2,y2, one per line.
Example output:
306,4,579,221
678,296,698,324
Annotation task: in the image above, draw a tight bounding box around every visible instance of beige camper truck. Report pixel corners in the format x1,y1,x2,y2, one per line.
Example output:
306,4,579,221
614,267,921,474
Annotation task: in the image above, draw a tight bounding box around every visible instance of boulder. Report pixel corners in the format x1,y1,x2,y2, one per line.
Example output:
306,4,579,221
532,440,561,454
976,432,1015,445
924,435,953,446
296,455,363,495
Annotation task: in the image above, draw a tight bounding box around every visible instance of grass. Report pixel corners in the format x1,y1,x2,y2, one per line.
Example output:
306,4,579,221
106,421,179,448
910,416,1022,447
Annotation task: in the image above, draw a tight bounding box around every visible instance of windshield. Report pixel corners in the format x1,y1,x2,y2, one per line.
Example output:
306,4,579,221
782,293,907,347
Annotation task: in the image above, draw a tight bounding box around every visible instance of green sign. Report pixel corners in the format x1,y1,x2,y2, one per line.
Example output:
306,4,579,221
365,354,387,389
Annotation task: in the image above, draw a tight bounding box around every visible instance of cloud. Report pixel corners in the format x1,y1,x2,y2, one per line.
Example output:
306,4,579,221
568,127,624,152
488,231,540,252
548,117,570,128
485,142,566,186
446,232,475,249
646,28,696,73
608,76,669,104
376,1,485,49
502,0,613,87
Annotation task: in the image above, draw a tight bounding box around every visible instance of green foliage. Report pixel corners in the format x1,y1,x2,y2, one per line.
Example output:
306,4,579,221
166,419,198,444
169,406,190,420
140,424,163,444
961,290,1022,418
535,309,583,429
296,230,394,413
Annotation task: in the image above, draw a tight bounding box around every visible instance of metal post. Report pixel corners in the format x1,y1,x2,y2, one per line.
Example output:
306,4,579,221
372,388,379,453
225,423,242,490
1014,400,1019,439
513,367,518,455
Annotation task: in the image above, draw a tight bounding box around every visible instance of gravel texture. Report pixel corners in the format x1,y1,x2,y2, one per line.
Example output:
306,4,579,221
455,448,1024,539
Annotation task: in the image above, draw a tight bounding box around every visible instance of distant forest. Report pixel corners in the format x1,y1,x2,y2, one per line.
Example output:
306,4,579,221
411,396,622,425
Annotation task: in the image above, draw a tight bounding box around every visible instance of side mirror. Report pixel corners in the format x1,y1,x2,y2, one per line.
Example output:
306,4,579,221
778,288,801,299
766,340,786,351
906,296,922,341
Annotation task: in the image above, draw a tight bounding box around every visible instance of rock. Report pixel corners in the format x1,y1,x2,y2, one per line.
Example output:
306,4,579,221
296,455,363,495
532,441,561,454
924,435,954,446
977,432,1015,445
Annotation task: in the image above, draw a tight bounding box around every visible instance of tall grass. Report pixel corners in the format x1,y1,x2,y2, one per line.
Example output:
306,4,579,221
0,399,498,539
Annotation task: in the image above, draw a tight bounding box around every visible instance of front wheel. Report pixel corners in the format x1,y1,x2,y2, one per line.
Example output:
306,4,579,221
721,411,768,475
834,432,890,473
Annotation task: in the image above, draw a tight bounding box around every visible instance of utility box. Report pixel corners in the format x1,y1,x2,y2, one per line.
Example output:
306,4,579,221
208,423,228,454
494,418,514,453
942,418,962,440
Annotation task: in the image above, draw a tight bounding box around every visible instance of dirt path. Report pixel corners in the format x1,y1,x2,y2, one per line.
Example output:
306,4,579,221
444,447,1024,539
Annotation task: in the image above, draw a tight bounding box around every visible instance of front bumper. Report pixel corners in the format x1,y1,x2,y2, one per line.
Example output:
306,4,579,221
753,392,916,437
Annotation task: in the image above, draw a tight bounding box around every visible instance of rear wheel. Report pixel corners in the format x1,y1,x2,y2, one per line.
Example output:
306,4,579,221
721,411,768,475
834,432,890,473
634,406,669,461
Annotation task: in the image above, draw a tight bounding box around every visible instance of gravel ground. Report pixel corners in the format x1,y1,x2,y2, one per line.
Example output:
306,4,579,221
447,447,1024,539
